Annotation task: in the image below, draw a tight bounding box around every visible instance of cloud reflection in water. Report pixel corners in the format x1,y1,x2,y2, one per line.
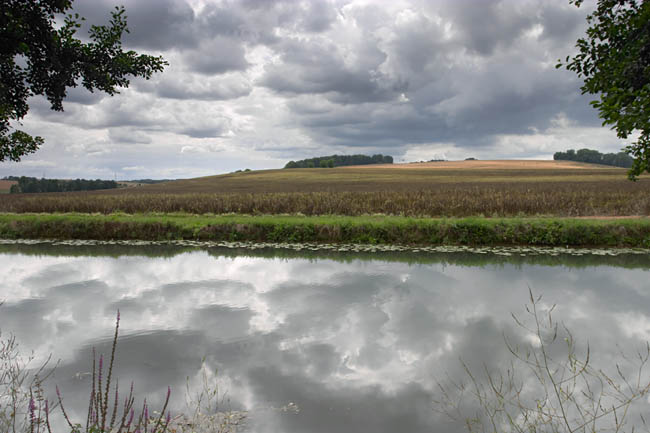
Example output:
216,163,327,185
1,247,649,432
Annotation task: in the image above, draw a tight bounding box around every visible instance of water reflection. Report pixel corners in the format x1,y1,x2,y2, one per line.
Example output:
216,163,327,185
1,243,650,432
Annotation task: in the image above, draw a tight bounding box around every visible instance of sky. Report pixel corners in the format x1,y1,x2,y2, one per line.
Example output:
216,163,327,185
0,0,630,180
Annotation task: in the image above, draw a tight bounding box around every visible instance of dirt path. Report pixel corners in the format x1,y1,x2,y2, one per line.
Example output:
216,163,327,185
574,215,647,219
345,160,619,170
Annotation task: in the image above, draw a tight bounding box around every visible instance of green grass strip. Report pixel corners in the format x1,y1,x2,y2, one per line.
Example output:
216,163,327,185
1,213,650,247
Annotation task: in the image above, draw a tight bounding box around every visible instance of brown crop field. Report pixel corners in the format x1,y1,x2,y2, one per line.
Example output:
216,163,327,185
0,180,17,194
1,160,649,217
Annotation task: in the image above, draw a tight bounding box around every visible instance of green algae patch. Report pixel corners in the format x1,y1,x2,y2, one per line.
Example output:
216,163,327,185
1,213,650,247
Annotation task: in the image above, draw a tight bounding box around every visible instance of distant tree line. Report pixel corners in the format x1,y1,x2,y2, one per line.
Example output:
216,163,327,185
553,148,634,168
6,176,119,193
285,154,393,169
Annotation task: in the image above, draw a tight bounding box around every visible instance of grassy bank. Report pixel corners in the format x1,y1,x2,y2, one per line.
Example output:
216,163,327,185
1,213,650,247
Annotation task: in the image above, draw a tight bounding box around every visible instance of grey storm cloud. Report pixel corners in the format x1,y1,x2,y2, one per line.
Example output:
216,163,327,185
72,0,198,50
153,76,252,101
264,0,600,149
438,0,538,56
64,86,106,105
259,37,407,104
183,37,251,74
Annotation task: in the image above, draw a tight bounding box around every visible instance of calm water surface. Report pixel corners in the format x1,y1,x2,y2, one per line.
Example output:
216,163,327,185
1,243,650,432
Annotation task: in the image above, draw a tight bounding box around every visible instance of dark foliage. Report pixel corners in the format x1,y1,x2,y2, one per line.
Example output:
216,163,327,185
553,148,634,167
0,0,166,162
560,0,650,178
285,154,393,168
9,176,118,193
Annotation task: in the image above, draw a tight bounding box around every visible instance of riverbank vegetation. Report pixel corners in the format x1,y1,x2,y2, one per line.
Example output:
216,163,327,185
1,214,649,247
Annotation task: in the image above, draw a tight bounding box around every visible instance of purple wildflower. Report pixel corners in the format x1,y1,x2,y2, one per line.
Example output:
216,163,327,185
126,408,134,428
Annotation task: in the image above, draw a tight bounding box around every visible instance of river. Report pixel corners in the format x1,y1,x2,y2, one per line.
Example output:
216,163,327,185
2,241,650,432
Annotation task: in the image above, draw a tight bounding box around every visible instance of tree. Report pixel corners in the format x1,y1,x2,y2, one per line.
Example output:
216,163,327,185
283,154,394,168
1,0,167,162
553,147,634,167
560,0,650,179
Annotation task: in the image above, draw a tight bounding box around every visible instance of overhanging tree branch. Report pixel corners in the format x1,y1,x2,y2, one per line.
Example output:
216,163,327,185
558,0,650,179
0,0,167,162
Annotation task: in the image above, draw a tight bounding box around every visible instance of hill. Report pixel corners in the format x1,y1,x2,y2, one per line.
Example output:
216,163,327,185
102,159,627,194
